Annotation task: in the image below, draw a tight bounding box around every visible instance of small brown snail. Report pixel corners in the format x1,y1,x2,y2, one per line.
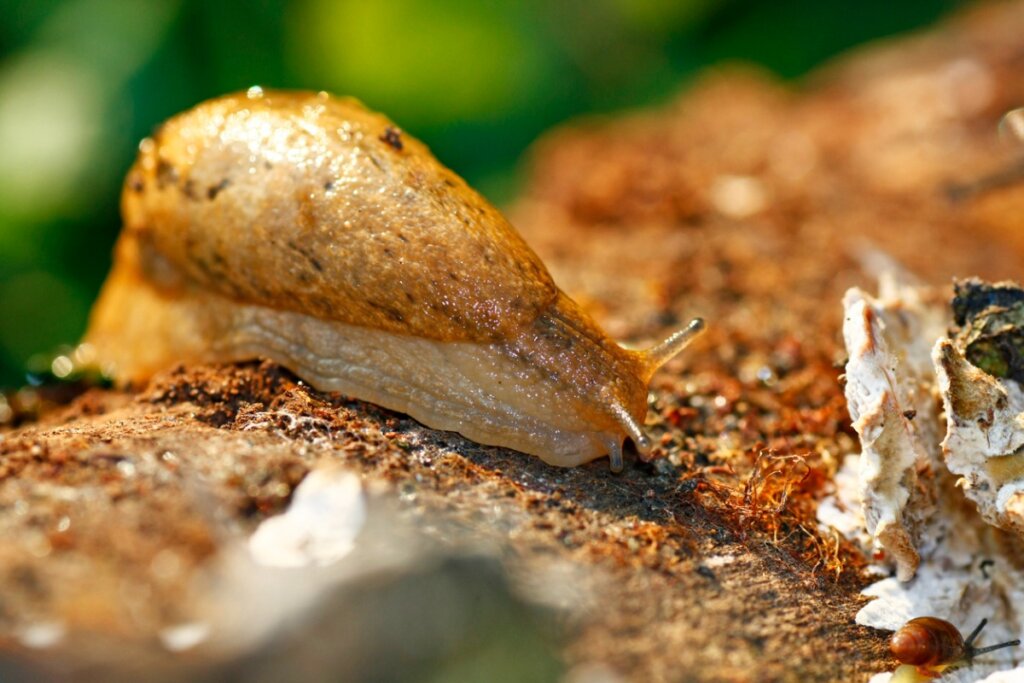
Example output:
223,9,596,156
84,88,704,471
890,617,1019,679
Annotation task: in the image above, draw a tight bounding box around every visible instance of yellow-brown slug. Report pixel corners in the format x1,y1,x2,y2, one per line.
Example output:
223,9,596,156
85,89,704,471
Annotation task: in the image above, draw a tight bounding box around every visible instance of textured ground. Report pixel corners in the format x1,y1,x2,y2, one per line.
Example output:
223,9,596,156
6,2,1024,681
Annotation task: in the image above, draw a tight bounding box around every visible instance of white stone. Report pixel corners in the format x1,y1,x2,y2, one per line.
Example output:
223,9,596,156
249,468,366,568
159,622,211,652
16,621,65,649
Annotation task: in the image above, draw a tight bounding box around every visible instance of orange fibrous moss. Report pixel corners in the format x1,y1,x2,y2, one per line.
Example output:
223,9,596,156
686,449,863,582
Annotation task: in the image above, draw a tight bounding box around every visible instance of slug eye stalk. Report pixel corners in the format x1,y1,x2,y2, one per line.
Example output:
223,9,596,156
641,318,706,381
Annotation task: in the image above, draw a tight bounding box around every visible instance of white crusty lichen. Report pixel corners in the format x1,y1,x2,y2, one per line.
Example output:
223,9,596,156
842,275,949,580
843,272,1024,681
934,339,1024,538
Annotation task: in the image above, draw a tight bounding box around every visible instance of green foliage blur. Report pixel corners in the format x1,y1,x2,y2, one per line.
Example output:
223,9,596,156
0,0,964,388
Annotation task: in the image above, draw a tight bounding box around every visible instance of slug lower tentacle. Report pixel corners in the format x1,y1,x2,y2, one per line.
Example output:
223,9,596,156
85,89,704,470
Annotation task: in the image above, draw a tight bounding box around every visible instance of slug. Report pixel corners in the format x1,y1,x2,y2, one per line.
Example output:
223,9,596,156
84,88,705,471
889,617,1019,679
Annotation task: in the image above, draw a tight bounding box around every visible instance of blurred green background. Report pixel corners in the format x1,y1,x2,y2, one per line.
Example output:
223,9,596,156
0,0,965,387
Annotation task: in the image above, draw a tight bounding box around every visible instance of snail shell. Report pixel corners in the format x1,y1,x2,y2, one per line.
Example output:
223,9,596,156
890,616,1020,679
890,617,966,670
85,89,704,470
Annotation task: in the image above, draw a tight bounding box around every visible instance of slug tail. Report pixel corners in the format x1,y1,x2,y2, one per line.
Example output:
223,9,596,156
640,318,705,381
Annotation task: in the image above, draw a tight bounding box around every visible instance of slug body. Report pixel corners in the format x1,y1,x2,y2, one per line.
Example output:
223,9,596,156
85,89,703,470
890,617,1020,679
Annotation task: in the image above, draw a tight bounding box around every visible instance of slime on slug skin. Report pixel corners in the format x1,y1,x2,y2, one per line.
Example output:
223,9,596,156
85,88,705,472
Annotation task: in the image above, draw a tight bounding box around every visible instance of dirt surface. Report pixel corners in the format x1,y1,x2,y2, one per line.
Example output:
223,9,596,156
6,2,1024,682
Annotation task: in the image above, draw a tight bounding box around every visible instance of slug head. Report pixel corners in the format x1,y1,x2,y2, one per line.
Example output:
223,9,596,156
598,318,706,471
503,294,705,472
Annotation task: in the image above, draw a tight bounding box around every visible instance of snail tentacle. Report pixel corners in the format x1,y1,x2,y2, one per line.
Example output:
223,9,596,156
960,618,1019,660
964,619,988,649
